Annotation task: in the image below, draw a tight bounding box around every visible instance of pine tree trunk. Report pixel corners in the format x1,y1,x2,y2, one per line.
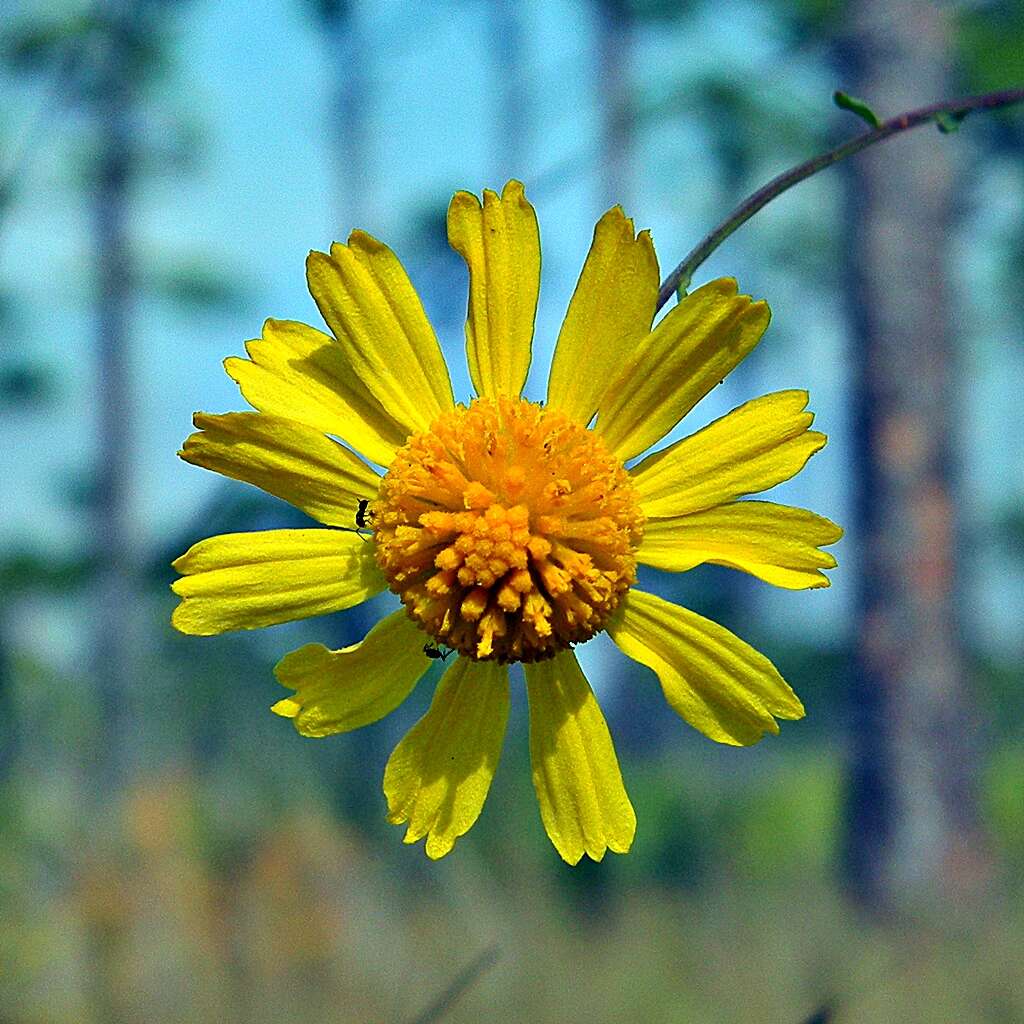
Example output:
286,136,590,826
318,2,382,827
0,609,15,780
322,1,368,230
490,2,528,179
594,0,633,208
838,0,989,909
91,0,138,786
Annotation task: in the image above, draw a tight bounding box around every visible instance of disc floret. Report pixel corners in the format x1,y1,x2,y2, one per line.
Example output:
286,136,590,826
373,396,644,662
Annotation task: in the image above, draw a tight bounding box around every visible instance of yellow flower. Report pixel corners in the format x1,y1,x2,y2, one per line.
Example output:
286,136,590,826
172,180,841,863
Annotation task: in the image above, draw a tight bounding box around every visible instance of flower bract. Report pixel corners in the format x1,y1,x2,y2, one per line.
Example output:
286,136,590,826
172,180,841,863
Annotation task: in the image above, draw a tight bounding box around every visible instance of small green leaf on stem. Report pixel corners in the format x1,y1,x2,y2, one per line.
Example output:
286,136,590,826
833,91,880,128
935,110,968,133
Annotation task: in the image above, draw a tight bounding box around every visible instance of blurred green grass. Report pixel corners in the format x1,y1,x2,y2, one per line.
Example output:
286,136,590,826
2,722,1022,1023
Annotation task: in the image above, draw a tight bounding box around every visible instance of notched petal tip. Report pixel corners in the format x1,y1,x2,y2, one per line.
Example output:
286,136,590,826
501,178,526,198
525,655,636,865
169,549,191,575
748,297,771,328
694,278,771,322
702,276,739,298
222,352,244,376
272,641,329,683
783,693,807,721
448,189,482,219
592,207,656,263
189,409,215,430
304,248,332,278
603,202,628,218
554,824,636,865
258,316,291,340
270,697,299,719
383,659,509,860
609,590,806,746
559,844,595,867
272,614,429,739
595,204,632,232
169,600,214,637
806,429,828,455
815,516,839,548
425,833,458,860
345,228,387,254
788,388,811,413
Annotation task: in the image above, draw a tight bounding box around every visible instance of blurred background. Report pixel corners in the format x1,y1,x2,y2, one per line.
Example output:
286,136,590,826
1,0,1022,1020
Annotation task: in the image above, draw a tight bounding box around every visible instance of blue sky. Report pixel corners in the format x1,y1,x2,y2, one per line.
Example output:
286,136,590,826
2,0,1021,655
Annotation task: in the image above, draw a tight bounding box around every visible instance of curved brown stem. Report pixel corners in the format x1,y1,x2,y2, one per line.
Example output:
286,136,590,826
657,87,1024,311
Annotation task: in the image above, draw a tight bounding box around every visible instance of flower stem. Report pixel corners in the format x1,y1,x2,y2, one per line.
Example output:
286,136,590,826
657,87,1024,311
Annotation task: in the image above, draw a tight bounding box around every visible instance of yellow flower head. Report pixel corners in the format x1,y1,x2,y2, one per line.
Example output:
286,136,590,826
172,180,841,863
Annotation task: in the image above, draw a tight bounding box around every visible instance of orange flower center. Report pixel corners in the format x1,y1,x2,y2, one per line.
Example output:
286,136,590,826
372,396,644,663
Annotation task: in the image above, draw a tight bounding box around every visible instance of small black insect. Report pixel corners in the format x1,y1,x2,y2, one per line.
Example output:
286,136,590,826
355,498,375,529
423,643,452,662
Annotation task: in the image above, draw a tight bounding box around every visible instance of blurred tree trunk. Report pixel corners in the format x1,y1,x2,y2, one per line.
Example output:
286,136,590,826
490,2,528,180
315,0,383,828
318,0,369,229
594,0,633,208
0,610,14,780
838,0,989,909
90,0,140,785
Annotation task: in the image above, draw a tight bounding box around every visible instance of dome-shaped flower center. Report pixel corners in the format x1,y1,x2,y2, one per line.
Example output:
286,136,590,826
372,396,644,663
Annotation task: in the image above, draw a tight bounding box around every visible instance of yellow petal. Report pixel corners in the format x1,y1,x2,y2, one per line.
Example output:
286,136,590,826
447,179,540,399
383,658,508,859
630,390,826,518
546,207,658,425
171,529,384,635
524,652,636,864
595,278,770,461
638,501,843,590
180,412,380,527
271,610,428,735
224,318,407,468
606,589,804,746
306,233,454,436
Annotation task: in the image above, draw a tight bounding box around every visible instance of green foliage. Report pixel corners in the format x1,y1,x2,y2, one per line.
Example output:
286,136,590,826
621,749,841,890
935,110,967,134
676,71,828,190
307,0,354,26
0,362,54,409
726,755,841,881
957,1,1024,95
995,506,1024,550
0,550,94,595
832,90,880,129
2,739,1023,1021
769,0,847,46
975,654,1024,740
3,5,195,132
1,10,99,71
983,743,1024,870
146,258,249,312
